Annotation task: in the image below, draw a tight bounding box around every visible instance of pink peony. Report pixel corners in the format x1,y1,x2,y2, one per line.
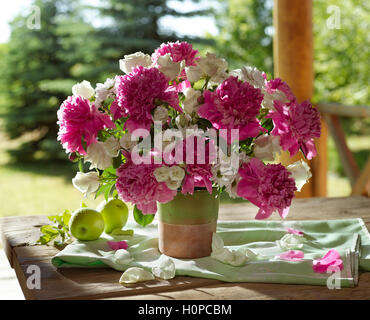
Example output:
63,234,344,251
236,158,297,220
115,66,181,133
57,95,115,155
152,41,199,66
266,78,296,102
115,152,177,214
266,79,321,160
198,76,264,143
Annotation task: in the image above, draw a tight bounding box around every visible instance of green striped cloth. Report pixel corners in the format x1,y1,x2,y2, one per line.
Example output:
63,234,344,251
52,218,370,287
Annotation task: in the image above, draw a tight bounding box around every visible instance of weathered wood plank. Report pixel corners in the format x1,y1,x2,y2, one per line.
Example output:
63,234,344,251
317,103,370,118
352,158,370,196
107,272,370,300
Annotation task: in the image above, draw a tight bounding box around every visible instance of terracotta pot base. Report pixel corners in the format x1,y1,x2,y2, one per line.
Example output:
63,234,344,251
158,220,217,259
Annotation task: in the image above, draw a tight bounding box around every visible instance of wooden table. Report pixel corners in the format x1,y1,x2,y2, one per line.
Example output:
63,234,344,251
1,197,370,300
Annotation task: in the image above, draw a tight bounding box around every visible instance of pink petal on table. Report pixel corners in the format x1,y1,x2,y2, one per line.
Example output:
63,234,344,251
312,249,343,273
277,250,304,262
107,241,128,251
287,228,304,236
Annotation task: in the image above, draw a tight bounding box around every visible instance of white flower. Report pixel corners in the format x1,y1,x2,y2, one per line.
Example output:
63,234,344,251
165,180,182,190
225,174,241,199
103,136,121,157
253,135,281,161
168,166,185,182
152,105,169,123
72,80,95,99
276,233,306,250
197,52,228,85
153,166,170,182
119,52,152,74
152,257,176,280
85,142,112,170
287,160,312,192
119,267,155,284
120,133,137,151
230,66,265,88
262,89,289,110
156,53,182,80
210,233,247,267
72,171,100,197
183,87,201,114
185,65,203,82
95,78,116,107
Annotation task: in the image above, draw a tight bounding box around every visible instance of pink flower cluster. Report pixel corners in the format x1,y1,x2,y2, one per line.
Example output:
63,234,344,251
198,76,264,143
115,66,181,133
116,152,177,214
266,78,321,160
152,41,199,66
236,158,297,220
57,96,114,154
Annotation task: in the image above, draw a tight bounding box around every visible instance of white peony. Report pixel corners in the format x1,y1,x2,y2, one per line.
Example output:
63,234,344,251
72,171,100,197
85,142,112,170
119,52,152,74
103,136,121,158
230,66,265,88
185,65,203,83
120,133,137,151
153,166,170,182
72,80,95,99
183,87,201,114
152,105,169,123
95,78,116,107
287,160,312,192
156,53,182,80
168,166,185,182
262,89,289,110
166,179,182,190
253,135,281,161
197,52,228,85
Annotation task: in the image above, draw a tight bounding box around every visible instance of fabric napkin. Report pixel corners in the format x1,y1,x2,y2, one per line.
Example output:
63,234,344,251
51,218,370,287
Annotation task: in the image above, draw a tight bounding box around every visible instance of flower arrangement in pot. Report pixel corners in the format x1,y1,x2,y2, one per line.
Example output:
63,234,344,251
57,41,321,259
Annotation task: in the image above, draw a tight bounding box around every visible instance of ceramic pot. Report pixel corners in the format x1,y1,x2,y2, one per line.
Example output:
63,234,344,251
157,189,219,259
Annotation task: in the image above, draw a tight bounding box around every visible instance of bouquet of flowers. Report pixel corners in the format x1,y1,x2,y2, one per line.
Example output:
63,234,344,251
57,41,321,225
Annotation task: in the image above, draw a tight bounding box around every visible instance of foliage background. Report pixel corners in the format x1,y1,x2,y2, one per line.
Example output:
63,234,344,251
0,0,369,217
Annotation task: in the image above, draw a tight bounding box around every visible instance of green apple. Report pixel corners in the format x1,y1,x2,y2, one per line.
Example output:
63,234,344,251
69,208,105,241
97,199,129,234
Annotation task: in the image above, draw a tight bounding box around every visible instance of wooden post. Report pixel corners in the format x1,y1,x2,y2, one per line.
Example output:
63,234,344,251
273,0,327,197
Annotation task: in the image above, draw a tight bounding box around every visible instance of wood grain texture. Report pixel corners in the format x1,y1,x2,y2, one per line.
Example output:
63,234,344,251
1,197,370,300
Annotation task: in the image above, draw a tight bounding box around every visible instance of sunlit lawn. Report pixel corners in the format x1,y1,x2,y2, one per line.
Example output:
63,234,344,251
0,128,368,217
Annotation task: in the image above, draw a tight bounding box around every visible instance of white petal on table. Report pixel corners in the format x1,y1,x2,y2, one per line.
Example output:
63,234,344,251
119,267,155,284
152,256,176,280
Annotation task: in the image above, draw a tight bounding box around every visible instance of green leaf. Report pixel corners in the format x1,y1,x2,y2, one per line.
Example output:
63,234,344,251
133,205,155,227
113,154,123,169
80,202,88,208
62,210,71,226
40,225,59,236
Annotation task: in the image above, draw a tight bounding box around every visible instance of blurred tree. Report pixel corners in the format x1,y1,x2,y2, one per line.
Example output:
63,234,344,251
86,0,211,80
211,0,273,74
1,0,96,161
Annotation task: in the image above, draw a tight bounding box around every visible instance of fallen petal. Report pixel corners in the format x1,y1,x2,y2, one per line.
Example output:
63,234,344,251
287,228,304,236
119,267,155,284
313,249,343,273
152,257,176,280
277,250,304,262
114,249,133,266
107,240,128,251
